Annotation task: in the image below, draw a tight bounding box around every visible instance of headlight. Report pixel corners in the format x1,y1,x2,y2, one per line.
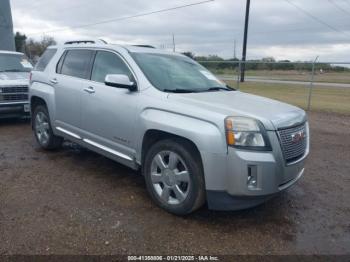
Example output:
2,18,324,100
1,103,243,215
225,116,271,150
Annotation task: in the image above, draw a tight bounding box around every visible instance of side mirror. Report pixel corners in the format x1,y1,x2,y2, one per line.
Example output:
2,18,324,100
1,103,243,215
105,74,137,91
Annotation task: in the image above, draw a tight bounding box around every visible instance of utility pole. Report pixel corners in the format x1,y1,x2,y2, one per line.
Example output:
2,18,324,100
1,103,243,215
172,33,176,52
240,0,251,82
0,0,16,51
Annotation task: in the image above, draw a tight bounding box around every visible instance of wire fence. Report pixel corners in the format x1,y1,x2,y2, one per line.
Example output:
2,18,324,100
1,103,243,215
198,60,350,115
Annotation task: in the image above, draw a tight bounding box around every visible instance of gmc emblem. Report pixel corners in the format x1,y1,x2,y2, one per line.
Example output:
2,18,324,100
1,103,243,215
291,130,306,143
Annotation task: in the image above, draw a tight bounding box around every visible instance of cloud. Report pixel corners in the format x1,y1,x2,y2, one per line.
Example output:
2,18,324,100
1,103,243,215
10,0,350,61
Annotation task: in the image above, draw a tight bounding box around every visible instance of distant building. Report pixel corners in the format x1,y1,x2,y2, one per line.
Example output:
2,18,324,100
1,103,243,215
0,0,15,51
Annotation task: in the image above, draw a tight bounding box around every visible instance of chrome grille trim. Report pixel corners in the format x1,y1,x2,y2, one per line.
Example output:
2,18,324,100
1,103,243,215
0,85,29,103
0,86,28,93
278,123,307,164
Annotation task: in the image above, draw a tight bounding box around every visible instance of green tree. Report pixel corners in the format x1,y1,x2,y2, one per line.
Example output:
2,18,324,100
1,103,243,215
14,32,27,52
182,52,195,59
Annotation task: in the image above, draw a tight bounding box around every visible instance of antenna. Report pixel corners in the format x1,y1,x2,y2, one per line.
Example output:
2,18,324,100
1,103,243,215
172,33,176,52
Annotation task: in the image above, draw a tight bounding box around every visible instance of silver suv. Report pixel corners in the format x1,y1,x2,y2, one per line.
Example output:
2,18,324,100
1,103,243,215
30,40,309,215
0,51,32,118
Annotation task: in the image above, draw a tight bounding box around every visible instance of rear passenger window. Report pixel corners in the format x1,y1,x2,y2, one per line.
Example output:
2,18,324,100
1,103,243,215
60,50,94,79
91,51,134,83
34,49,57,71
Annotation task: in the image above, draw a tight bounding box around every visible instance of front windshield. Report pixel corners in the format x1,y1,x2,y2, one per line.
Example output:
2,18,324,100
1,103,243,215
0,54,33,73
131,52,228,92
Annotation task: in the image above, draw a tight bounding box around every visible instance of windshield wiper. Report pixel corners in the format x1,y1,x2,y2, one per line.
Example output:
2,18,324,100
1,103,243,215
163,89,198,93
205,86,234,92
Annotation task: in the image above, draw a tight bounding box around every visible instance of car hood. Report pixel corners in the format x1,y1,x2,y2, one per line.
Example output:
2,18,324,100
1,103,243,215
168,91,307,130
0,72,30,86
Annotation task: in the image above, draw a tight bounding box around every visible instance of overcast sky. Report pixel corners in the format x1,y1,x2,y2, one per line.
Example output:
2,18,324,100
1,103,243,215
10,0,350,61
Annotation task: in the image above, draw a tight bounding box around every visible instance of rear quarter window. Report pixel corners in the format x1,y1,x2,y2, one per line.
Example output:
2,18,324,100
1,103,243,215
34,49,57,71
59,49,94,79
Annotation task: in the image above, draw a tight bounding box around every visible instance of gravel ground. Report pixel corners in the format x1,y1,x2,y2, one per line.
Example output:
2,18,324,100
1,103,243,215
0,112,349,255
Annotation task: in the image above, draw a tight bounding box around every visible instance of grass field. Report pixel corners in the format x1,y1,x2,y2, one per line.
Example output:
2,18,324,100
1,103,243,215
215,69,350,84
225,80,350,115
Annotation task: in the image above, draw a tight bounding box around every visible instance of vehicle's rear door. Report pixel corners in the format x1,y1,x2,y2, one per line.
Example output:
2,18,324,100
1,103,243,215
54,49,94,136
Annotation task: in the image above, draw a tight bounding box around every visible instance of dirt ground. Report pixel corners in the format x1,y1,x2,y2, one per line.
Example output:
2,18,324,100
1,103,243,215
0,111,349,255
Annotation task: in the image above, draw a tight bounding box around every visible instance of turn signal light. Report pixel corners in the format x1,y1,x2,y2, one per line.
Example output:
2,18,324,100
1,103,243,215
225,118,235,145
226,131,235,146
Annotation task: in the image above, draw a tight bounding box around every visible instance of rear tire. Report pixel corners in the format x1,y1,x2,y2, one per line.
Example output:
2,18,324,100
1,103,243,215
143,139,205,215
33,105,63,150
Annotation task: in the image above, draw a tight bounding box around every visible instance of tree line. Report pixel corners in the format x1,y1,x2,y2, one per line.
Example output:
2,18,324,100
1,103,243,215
13,32,349,72
182,52,349,72
14,32,56,64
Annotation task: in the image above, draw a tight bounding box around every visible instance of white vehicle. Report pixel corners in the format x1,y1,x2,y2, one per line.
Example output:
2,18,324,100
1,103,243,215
0,51,32,118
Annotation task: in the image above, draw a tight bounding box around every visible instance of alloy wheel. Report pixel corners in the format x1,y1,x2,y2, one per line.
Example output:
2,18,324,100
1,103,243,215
150,151,191,205
35,111,50,145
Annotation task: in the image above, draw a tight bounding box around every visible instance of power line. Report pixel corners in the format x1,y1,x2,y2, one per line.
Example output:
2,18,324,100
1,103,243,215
284,0,350,38
216,14,350,36
328,0,350,16
28,0,214,36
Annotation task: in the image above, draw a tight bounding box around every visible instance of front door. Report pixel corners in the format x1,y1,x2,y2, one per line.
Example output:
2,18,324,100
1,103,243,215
81,50,138,160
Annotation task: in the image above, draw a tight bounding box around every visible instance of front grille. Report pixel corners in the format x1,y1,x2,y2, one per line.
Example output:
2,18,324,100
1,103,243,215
1,86,28,93
278,123,307,164
0,85,29,103
0,94,28,101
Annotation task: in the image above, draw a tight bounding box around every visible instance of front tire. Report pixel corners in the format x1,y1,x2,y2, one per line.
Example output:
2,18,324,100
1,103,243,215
143,139,205,215
33,105,63,150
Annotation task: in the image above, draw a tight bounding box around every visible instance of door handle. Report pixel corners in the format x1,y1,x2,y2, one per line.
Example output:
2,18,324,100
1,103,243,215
84,86,95,94
50,78,58,84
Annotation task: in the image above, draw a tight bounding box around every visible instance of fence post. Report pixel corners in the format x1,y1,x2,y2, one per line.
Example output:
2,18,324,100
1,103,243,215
236,61,241,90
307,56,319,111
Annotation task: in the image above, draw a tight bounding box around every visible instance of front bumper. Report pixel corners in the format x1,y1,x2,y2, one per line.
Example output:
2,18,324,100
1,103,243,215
202,127,309,211
0,102,30,119
206,168,304,210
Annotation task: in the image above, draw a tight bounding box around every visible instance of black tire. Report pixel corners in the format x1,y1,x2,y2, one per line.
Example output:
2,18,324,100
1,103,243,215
143,138,206,215
33,105,63,150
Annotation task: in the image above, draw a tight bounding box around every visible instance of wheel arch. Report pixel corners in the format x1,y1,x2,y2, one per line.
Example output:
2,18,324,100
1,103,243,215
136,109,227,164
30,96,47,129
30,81,57,127
141,129,203,169
30,96,47,112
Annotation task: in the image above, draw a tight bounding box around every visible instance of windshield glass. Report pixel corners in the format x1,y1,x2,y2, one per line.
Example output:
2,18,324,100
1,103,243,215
0,53,33,72
131,52,228,92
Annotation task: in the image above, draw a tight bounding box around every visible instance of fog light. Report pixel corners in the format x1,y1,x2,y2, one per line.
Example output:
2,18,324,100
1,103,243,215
247,165,258,190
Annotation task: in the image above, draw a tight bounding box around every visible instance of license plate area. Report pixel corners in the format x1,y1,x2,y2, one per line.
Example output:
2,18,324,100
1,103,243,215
24,104,30,112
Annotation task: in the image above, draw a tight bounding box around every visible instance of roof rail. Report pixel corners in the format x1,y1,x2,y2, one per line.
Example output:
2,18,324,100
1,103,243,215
64,40,94,45
64,39,108,45
98,39,108,44
133,45,155,49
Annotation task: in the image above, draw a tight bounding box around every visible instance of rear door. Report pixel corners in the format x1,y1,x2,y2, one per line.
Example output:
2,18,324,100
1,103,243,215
54,49,94,136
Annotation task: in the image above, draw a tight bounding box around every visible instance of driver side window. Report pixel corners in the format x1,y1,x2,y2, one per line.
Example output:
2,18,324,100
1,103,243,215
91,51,134,83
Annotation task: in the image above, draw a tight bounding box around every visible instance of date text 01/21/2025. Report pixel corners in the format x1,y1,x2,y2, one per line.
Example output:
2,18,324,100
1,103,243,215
127,255,219,261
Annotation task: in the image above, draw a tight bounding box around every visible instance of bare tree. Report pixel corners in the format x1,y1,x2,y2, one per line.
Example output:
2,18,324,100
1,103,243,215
25,36,56,63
